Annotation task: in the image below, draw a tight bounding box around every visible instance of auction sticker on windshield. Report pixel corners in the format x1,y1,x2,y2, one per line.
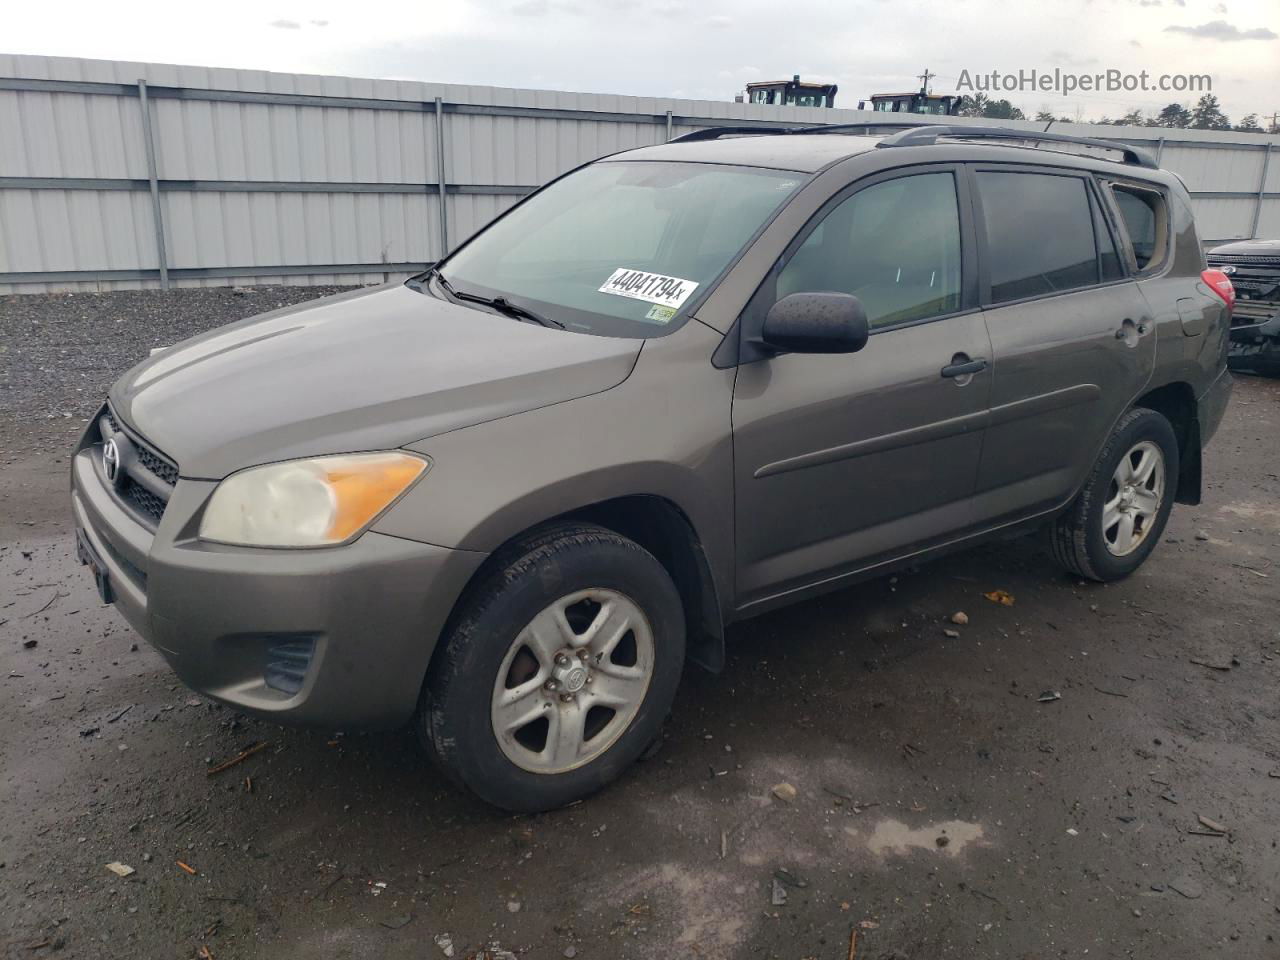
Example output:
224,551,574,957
598,268,699,309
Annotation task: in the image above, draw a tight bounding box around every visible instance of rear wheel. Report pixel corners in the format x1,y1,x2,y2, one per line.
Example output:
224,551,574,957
1052,407,1179,582
418,524,685,812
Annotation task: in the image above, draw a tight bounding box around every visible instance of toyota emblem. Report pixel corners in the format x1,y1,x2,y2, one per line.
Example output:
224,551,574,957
1220,264,1236,275
103,438,120,484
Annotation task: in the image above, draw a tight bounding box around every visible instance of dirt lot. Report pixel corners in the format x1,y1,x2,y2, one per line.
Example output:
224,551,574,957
2,288,1279,960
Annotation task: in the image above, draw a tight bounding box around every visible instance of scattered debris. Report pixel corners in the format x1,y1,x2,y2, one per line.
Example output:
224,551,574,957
506,900,522,913
380,914,412,929
950,611,969,625
434,935,455,959
943,628,960,638
107,704,133,723
1194,530,1210,541
936,834,951,847
105,861,135,878
564,947,578,959
79,726,100,737
197,947,214,960
847,928,858,960
22,639,37,649
1037,691,1061,703
1161,792,1180,805
1066,828,1079,837
773,867,808,889
858,919,879,930
176,860,197,875
1189,657,1232,672
771,782,797,802
1094,686,1129,698
206,741,269,776
983,589,1015,607
1169,876,1204,899
1196,814,1228,835
770,877,788,906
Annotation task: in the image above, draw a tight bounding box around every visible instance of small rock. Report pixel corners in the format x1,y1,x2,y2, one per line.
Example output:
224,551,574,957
771,782,797,802
1132,908,1143,918
1195,530,1210,541
770,877,788,906
506,900,521,913
22,639,37,649
105,862,135,878
563,948,578,959
434,933,455,958
1170,876,1203,899
936,835,950,847
142,853,152,862
1066,828,1079,837
950,611,969,625
943,628,960,638
1037,691,1061,703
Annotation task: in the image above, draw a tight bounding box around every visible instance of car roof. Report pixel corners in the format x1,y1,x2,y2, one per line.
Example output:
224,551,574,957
610,133,882,173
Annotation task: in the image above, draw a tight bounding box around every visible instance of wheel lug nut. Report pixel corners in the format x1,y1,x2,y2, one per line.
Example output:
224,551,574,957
555,653,569,666
559,693,573,703
577,649,590,661
545,679,559,691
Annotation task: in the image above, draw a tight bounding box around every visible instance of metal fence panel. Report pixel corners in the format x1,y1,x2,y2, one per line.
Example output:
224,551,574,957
2,52,1278,293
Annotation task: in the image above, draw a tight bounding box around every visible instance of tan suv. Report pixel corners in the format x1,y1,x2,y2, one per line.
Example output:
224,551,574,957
72,123,1234,811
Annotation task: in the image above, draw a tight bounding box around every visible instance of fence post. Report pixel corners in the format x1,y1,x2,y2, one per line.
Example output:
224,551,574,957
1250,143,1273,239
665,109,672,141
434,97,449,258
136,80,170,290
1154,137,1165,167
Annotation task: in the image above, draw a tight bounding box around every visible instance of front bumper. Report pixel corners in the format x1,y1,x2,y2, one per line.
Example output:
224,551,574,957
71,435,486,731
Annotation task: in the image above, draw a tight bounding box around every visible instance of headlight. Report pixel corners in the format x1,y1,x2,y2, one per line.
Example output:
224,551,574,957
199,452,428,547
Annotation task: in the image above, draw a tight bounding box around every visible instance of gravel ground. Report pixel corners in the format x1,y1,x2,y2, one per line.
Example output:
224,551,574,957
0,286,359,457
1,290,1279,960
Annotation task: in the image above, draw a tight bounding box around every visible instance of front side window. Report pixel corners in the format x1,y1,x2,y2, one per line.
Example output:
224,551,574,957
977,171,1100,303
774,172,963,329
435,161,803,338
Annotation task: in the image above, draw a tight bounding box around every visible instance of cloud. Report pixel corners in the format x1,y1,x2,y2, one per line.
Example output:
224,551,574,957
1164,19,1277,40
311,19,329,26
704,14,733,27
510,0,549,13
1049,48,1100,66
269,19,301,29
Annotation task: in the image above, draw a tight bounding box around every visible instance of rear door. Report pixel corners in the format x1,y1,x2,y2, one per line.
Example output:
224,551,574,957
970,166,1157,526
731,166,992,610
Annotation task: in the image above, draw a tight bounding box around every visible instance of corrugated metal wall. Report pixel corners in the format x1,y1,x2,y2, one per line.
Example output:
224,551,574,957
2,53,1278,293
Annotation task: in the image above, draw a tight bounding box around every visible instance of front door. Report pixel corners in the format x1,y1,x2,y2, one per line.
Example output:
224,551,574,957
968,167,1158,525
731,167,992,611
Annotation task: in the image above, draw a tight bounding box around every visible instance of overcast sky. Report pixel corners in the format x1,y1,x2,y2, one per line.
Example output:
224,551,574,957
5,0,1278,122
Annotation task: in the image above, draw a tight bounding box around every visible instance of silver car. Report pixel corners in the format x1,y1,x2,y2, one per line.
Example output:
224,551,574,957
72,124,1234,811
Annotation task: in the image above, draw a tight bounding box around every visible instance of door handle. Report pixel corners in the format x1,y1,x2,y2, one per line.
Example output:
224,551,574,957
941,357,988,379
1115,318,1149,340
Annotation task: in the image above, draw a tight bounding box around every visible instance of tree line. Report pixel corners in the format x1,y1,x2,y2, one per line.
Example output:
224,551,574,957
957,92,1276,133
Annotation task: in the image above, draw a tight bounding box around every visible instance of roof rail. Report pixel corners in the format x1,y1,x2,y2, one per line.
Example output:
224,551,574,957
666,125,794,143
877,125,1160,168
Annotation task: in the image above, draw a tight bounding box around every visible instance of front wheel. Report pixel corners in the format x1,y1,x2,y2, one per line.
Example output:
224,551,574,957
418,524,685,812
1052,407,1180,582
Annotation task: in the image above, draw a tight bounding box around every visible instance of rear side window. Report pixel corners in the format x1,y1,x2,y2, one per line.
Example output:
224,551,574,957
775,171,962,329
1110,185,1167,270
977,171,1099,304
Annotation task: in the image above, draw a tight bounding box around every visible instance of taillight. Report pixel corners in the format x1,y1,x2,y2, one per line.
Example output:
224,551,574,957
1201,269,1235,311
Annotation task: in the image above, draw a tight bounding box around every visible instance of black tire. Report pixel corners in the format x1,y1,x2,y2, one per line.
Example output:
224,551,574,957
1052,407,1180,582
418,523,685,812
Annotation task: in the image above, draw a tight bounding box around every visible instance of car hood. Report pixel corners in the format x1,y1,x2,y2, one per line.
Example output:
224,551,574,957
110,283,642,479
1210,239,1280,257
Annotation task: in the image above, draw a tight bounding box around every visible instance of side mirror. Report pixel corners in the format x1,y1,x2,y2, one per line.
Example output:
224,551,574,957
760,292,870,354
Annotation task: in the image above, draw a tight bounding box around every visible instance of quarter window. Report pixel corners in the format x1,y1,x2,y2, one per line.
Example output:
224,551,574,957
1110,185,1167,270
977,171,1100,303
775,172,963,329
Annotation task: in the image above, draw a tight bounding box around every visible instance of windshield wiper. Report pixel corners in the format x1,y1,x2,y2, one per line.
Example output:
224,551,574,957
422,266,564,329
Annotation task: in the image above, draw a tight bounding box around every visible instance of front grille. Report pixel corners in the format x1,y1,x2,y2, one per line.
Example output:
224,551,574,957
1207,254,1280,270
99,405,180,528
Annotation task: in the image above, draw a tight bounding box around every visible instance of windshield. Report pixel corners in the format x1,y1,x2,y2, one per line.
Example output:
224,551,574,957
432,161,804,337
